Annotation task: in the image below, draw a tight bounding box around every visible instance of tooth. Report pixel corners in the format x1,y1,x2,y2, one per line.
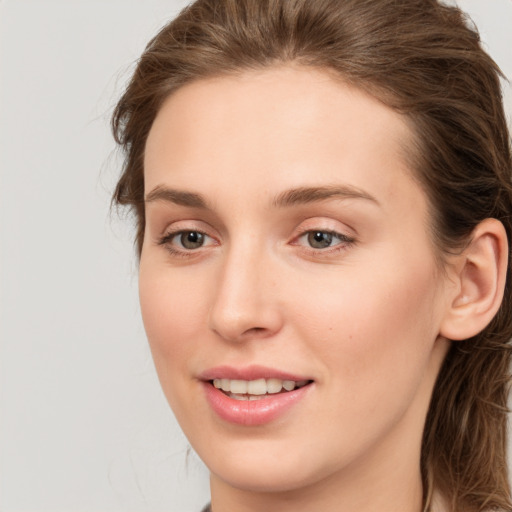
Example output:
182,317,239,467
230,380,248,394
266,378,283,394
247,379,267,395
230,393,248,400
249,395,262,401
217,378,307,396
282,380,296,391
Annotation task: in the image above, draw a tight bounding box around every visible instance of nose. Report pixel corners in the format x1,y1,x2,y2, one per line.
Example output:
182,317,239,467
208,243,283,343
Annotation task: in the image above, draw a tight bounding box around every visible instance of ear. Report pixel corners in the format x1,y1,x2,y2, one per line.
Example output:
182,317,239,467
440,218,509,341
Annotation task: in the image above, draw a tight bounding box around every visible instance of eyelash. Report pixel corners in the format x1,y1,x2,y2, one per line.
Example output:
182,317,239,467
157,228,356,258
292,228,356,255
157,230,216,258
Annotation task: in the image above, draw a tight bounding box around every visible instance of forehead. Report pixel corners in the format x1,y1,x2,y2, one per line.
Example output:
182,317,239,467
144,65,422,215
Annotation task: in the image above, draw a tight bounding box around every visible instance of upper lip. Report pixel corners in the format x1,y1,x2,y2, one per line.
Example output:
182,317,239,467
198,365,313,382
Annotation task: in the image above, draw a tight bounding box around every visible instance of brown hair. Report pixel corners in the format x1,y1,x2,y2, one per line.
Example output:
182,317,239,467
112,1,512,510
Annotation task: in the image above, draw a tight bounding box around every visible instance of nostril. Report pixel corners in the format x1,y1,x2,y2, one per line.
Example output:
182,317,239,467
243,326,269,337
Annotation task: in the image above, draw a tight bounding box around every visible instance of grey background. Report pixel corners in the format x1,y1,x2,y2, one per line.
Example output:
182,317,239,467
0,1,511,511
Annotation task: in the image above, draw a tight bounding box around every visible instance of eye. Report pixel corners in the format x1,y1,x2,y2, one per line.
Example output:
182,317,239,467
177,231,206,249
294,229,355,251
307,231,336,249
159,230,215,252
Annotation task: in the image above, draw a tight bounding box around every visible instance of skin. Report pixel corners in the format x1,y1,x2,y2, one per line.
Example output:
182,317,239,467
139,66,456,512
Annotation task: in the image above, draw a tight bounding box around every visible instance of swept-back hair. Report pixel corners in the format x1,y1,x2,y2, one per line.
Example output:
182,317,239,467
112,1,512,510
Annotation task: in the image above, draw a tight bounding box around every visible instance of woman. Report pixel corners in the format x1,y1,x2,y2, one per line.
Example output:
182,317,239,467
112,1,512,511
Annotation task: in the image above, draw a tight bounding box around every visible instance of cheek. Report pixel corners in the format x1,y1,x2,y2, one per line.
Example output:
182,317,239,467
290,255,441,392
276,260,443,465
138,264,209,391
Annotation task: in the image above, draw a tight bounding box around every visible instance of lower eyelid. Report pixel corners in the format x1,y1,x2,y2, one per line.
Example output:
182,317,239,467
158,229,218,252
295,230,353,243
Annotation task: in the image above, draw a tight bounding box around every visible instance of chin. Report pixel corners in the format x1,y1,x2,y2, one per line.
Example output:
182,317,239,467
199,436,340,494
210,461,319,494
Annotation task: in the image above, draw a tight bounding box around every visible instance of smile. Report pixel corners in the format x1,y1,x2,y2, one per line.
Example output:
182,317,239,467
201,368,314,426
212,378,310,400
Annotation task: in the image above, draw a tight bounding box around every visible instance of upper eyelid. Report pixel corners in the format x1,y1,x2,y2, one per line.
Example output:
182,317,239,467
293,213,356,229
292,229,355,245
158,218,218,238
160,228,216,243
295,226,351,237
292,219,356,240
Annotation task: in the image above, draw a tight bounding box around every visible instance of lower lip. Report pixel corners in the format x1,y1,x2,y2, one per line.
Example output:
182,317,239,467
202,382,313,426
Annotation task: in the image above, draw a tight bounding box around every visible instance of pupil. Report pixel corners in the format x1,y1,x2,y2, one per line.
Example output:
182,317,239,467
308,231,332,249
181,231,204,249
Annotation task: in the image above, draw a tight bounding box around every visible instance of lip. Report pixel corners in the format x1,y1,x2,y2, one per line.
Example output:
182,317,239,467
199,365,314,426
199,364,312,382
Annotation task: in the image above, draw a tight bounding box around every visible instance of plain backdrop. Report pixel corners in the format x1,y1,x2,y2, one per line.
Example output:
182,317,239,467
0,1,511,511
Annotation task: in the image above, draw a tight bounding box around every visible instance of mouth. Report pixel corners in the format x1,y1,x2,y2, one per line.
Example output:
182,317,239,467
210,378,313,401
200,366,315,425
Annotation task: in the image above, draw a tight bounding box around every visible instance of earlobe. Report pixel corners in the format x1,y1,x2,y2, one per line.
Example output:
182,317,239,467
439,218,508,341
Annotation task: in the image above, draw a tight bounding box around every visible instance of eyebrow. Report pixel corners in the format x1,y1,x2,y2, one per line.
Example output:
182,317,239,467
144,184,379,209
272,185,379,208
145,185,208,208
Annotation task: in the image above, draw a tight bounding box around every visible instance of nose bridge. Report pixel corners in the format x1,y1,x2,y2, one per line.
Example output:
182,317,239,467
208,233,281,342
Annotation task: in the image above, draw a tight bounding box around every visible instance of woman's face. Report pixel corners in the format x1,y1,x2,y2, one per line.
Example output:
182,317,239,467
140,66,452,494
